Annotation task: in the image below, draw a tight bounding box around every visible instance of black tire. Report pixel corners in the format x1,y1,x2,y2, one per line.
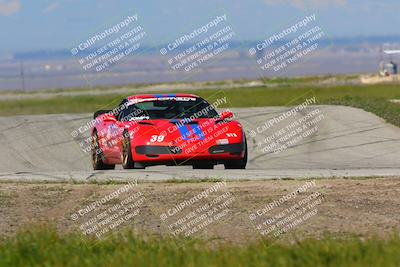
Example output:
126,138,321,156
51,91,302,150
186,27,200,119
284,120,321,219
192,162,214,169
122,132,135,169
91,131,115,170
224,138,248,169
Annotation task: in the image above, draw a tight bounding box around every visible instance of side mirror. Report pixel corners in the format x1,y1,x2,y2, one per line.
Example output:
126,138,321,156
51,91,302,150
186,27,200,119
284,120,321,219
101,113,117,122
220,111,233,120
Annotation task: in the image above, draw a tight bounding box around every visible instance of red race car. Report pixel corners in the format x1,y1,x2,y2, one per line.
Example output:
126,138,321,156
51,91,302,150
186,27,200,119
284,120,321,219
90,94,247,170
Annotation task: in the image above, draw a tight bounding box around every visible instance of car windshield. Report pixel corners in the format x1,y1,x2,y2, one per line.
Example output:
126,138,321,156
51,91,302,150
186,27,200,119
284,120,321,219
118,97,219,121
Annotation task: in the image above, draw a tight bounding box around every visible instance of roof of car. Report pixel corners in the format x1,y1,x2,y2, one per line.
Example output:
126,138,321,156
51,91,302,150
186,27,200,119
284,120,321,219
126,93,199,101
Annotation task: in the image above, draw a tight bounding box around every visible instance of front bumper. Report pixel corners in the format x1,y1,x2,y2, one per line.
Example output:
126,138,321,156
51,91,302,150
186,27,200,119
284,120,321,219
132,142,245,166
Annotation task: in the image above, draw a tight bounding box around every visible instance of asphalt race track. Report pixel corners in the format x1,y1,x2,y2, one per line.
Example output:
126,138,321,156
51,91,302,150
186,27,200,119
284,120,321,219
0,105,400,182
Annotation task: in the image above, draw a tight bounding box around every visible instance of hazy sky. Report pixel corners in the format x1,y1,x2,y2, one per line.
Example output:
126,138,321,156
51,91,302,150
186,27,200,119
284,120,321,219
0,0,399,53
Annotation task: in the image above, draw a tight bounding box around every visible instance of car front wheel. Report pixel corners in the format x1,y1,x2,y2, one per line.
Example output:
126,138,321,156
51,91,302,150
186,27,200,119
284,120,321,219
92,131,115,170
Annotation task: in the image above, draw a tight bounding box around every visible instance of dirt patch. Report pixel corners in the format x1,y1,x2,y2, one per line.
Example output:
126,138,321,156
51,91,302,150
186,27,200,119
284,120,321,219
360,74,400,84
0,178,399,244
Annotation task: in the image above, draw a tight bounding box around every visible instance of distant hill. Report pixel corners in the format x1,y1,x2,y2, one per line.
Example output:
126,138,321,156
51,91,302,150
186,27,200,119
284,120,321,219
12,36,400,61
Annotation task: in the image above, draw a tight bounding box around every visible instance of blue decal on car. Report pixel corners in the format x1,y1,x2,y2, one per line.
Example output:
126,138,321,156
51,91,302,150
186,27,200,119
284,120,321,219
188,124,205,140
154,94,176,98
174,121,204,141
176,123,191,140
